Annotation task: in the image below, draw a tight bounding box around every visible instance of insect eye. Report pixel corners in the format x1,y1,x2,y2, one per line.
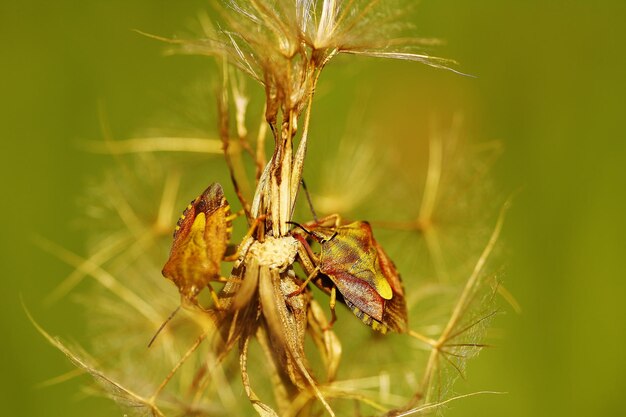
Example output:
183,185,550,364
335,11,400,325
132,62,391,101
310,231,325,242
315,230,337,243
196,200,207,213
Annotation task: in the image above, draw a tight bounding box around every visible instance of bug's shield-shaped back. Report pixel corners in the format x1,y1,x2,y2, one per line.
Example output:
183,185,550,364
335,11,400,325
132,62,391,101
162,183,232,303
319,221,407,333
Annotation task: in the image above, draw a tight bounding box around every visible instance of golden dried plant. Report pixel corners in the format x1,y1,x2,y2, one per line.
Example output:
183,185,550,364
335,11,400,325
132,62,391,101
34,1,509,416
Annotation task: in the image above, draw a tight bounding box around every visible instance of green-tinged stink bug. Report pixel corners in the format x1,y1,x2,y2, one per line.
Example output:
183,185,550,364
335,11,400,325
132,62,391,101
162,182,233,307
290,216,408,334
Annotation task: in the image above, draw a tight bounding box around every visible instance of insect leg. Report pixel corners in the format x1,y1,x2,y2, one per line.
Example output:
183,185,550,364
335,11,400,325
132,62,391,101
327,287,338,329
293,233,320,271
223,215,266,262
147,305,181,348
206,282,222,310
312,213,342,228
226,208,245,222
287,265,320,297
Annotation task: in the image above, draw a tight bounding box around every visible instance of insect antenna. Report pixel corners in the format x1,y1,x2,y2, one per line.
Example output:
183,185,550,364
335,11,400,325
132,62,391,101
287,220,334,244
148,305,181,348
286,220,312,235
301,179,318,222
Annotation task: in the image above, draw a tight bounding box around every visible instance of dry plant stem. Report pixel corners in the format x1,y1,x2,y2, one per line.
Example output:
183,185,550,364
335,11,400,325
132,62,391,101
276,110,295,236
149,330,209,402
373,131,442,226
231,143,254,211
289,81,316,218
29,310,166,417
36,368,85,389
155,172,182,234
92,104,223,157
408,330,438,347
422,228,448,283
230,69,260,200
418,123,443,225
220,64,252,219
418,198,511,403
372,127,450,281
255,326,294,413
441,199,509,338
44,232,133,304
83,137,223,154
255,63,324,237
418,128,449,281
35,237,162,324
257,264,335,416
306,299,341,381
230,69,257,160
105,176,146,238
190,348,238,408
395,391,505,417
255,107,269,180
240,335,280,417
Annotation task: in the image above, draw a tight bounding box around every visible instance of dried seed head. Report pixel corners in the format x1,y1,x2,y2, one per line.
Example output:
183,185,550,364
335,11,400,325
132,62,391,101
158,0,460,123
249,236,299,272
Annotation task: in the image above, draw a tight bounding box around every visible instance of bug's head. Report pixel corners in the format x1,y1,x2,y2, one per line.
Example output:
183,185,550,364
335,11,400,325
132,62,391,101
314,229,337,243
196,182,226,215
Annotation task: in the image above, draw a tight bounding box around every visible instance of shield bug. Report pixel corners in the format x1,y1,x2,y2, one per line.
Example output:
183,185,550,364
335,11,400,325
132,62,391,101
290,216,408,334
162,182,234,307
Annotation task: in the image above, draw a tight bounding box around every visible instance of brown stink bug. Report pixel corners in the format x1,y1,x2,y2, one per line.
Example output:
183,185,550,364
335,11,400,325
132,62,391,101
149,183,238,347
162,182,234,308
290,215,408,334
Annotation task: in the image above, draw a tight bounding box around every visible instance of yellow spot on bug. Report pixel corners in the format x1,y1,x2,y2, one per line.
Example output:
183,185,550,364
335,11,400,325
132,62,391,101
191,212,206,233
374,277,393,300
189,212,207,246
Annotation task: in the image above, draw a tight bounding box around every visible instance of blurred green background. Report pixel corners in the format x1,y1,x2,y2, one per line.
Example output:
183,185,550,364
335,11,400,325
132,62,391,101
2,1,625,416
